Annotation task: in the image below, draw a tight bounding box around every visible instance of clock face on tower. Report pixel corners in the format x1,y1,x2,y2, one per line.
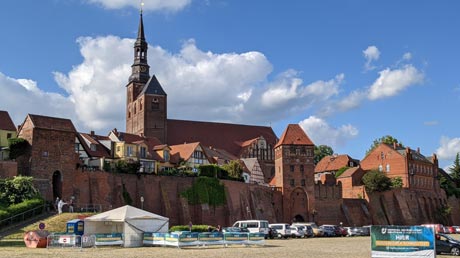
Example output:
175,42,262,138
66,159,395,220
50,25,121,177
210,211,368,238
140,66,147,72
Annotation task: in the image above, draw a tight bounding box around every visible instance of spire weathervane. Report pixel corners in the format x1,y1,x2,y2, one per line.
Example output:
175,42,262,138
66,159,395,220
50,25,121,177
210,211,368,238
140,1,144,14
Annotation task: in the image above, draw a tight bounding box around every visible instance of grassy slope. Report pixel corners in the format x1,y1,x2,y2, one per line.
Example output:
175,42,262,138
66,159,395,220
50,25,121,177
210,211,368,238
4,212,94,239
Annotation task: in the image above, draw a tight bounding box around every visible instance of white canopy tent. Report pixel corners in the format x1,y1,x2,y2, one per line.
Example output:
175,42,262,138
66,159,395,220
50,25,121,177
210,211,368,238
84,205,169,247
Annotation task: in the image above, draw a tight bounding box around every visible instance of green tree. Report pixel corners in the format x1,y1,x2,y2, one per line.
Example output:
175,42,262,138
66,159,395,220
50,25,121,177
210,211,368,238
449,153,460,186
362,170,392,193
8,138,30,160
222,160,243,179
314,145,334,165
391,177,403,189
366,135,403,155
0,176,40,205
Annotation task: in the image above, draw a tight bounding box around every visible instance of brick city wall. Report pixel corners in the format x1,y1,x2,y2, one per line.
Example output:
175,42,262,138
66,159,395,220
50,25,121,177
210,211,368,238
67,171,283,226
0,160,17,178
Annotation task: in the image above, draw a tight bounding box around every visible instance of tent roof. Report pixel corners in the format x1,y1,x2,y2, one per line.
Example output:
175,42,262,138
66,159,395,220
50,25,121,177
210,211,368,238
84,205,169,222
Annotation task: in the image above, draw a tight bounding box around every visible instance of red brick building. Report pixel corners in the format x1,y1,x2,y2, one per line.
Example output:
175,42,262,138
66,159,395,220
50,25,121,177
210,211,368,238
273,124,316,223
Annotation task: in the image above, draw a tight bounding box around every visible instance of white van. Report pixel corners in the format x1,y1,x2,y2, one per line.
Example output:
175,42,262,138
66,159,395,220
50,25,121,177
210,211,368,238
232,220,270,237
269,223,292,238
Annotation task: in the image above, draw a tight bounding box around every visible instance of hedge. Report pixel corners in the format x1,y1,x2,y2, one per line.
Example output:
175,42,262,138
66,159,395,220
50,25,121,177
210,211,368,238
170,224,215,232
0,198,44,222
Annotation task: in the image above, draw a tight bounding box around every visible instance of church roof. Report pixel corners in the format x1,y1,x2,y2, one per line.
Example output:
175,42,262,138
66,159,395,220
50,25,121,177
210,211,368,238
0,110,16,131
140,75,166,96
275,124,314,148
27,114,76,132
167,119,278,157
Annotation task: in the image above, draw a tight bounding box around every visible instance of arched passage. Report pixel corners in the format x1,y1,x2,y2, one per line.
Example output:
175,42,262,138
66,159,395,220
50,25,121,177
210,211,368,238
52,171,62,199
290,187,309,223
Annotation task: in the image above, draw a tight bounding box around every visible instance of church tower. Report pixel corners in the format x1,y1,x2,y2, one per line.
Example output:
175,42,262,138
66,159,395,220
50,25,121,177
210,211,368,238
274,124,315,223
126,11,168,143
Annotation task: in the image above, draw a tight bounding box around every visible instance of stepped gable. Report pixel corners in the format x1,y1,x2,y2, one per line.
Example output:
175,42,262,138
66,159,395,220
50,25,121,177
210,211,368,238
27,114,76,132
274,124,314,148
315,154,355,173
167,119,278,157
0,110,16,131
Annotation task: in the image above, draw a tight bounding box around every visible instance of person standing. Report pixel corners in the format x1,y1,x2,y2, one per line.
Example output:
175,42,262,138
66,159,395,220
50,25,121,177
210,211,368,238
54,197,60,212
58,199,67,214
69,198,74,213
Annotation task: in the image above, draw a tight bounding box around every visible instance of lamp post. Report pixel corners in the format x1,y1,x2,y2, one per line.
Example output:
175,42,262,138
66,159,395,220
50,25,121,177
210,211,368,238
140,196,144,210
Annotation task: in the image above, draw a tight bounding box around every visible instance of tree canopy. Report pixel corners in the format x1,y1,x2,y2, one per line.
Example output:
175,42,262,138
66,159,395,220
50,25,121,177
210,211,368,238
314,145,334,165
366,135,403,155
0,176,40,205
362,170,392,193
449,153,460,186
222,160,244,179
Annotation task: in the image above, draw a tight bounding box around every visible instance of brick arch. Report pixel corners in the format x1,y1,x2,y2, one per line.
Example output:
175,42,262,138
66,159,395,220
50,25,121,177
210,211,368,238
289,187,309,223
52,170,62,200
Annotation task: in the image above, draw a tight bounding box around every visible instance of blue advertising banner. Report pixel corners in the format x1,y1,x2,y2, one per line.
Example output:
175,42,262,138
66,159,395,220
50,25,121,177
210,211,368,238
371,225,435,258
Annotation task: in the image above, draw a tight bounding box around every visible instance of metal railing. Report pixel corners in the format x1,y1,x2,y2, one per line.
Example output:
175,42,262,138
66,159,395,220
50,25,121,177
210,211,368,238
0,203,48,231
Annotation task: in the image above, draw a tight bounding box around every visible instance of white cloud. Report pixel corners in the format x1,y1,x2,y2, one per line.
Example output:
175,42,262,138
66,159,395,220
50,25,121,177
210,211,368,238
436,136,460,160
0,72,75,127
368,64,424,100
299,116,358,148
363,46,380,71
86,0,191,12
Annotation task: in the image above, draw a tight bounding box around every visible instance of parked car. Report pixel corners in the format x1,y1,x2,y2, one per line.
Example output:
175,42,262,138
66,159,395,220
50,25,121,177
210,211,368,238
320,225,336,237
290,225,305,238
345,227,368,237
293,222,324,237
296,225,314,238
453,226,460,234
269,223,292,239
436,233,460,256
334,225,347,237
232,220,270,237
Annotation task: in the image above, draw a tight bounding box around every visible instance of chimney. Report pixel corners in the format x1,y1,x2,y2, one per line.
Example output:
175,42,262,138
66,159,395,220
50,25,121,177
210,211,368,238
90,130,95,136
113,128,117,133
393,142,397,149
417,147,420,153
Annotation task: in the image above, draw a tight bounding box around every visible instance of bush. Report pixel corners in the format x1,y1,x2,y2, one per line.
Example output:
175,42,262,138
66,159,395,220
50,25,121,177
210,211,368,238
0,176,40,205
7,198,44,215
198,165,219,177
391,177,403,189
169,224,214,232
8,138,29,160
362,170,392,193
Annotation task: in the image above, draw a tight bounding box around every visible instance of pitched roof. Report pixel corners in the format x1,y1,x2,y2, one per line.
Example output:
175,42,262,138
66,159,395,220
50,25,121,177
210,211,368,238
111,130,162,146
140,75,166,96
167,119,278,157
275,124,314,148
169,142,201,161
0,110,16,131
27,114,76,132
337,166,361,178
315,154,357,173
203,146,238,164
78,133,111,158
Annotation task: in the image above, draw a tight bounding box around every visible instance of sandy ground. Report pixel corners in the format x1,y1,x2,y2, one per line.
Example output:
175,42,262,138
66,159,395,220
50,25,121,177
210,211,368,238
0,236,456,258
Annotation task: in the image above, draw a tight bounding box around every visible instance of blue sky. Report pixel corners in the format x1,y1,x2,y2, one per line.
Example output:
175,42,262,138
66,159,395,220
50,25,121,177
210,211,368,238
0,0,459,168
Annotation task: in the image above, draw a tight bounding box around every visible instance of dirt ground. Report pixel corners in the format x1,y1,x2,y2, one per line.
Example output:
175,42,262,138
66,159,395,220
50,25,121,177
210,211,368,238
0,236,457,258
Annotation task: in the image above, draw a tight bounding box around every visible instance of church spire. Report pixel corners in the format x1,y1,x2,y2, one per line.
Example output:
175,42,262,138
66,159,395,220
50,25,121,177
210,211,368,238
129,10,150,84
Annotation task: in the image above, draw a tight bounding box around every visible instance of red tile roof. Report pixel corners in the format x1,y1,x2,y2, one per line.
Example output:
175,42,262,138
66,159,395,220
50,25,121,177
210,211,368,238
169,142,201,161
28,114,76,132
336,166,361,178
275,124,314,148
0,111,16,131
167,119,278,157
314,154,356,173
113,131,162,146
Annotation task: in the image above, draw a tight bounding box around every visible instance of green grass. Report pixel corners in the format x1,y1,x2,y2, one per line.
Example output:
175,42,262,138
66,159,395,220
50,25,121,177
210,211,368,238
3,212,95,239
